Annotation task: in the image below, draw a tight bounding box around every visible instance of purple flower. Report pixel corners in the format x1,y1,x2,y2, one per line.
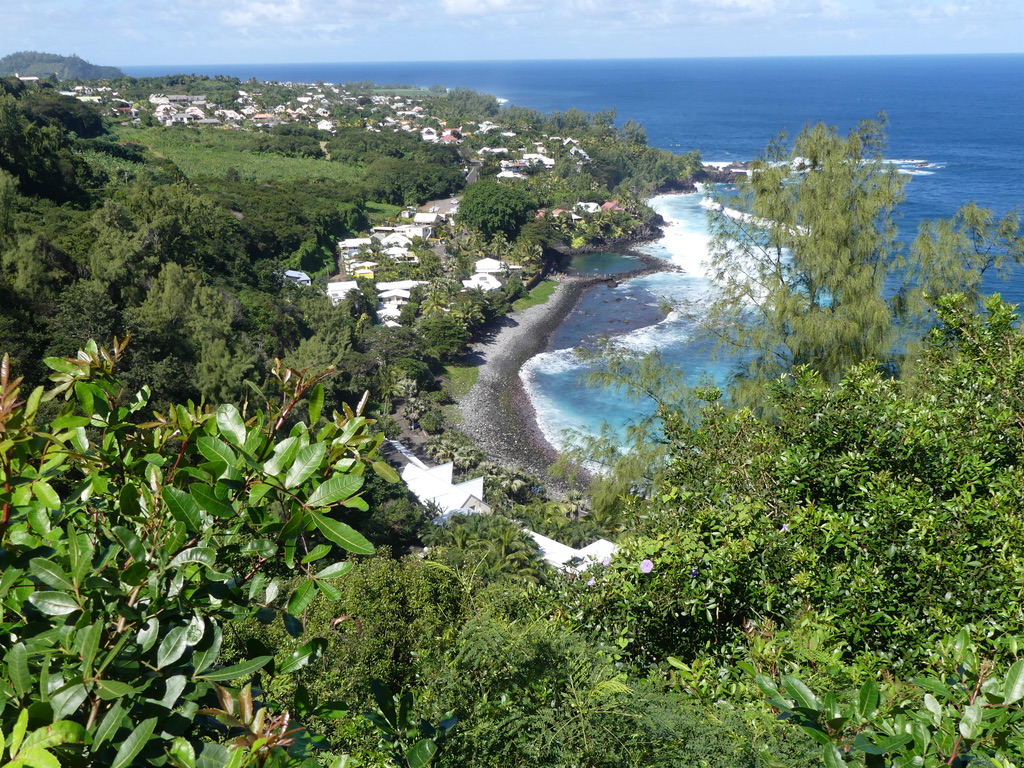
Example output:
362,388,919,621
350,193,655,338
602,557,612,567
690,567,699,579
780,524,790,533
586,577,596,587
640,559,654,574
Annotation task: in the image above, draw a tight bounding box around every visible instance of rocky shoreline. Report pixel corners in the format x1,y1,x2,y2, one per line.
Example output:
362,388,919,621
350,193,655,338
455,251,678,486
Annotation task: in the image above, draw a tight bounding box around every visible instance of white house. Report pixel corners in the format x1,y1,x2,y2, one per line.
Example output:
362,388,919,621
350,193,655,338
522,153,556,169
327,281,359,305
375,232,414,249
412,212,444,225
474,258,506,274
402,461,491,515
339,237,372,257
462,273,502,292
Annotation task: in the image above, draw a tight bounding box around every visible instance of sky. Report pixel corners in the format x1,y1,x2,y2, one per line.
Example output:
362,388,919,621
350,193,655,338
3,0,1021,67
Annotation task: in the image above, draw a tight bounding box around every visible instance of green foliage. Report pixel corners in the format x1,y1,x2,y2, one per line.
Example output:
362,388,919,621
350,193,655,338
457,180,536,241
362,681,456,768
756,629,1024,768
0,341,390,766
422,614,696,768
571,295,1024,676
423,514,549,586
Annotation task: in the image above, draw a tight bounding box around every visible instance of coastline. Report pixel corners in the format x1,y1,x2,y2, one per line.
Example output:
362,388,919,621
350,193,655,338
455,251,678,485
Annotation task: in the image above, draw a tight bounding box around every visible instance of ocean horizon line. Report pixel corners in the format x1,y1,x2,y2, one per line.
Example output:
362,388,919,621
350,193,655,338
121,51,1024,76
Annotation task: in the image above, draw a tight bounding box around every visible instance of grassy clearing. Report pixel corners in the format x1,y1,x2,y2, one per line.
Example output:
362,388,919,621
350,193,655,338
115,125,363,183
366,201,404,224
442,363,479,400
512,279,557,311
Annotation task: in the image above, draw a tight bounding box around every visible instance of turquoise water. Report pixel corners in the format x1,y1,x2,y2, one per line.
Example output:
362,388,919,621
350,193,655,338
566,252,641,276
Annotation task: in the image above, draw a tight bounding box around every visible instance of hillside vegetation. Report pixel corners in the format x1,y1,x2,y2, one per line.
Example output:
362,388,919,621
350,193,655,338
0,50,125,79
2,71,1024,768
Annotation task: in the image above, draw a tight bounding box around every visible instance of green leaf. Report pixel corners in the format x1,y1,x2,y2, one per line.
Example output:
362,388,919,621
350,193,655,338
306,474,363,509
317,579,342,601
20,720,86,750
32,480,60,509
169,737,197,768
9,708,29,756
1003,659,1024,705
301,544,332,565
285,443,327,489
248,482,273,506
215,404,247,447
28,591,80,615
171,547,217,568
372,460,400,484
9,642,30,698
854,732,913,754
50,679,88,720
857,679,880,720
191,623,223,676
371,680,397,728
112,525,147,563
77,622,103,676
287,580,317,616
310,512,373,555
157,626,189,669
94,679,137,700
50,414,92,430
342,496,369,512
198,655,273,682
406,738,439,768
110,717,158,768
189,484,234,519
315,700,350,719
279,639,325,675
195,742,232,768
15,746,61,768
197,437,237,467
960,701,982,739
92,699,125,750
162,486,203,532
822,746,845,768
316,561,353,580
781,675,821,712
137,619,160,653
263,437,299,478
308,383,325,425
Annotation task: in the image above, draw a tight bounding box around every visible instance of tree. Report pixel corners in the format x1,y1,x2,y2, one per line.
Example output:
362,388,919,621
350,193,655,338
457,180,535,241
571,295,1024,674
705,118,907,393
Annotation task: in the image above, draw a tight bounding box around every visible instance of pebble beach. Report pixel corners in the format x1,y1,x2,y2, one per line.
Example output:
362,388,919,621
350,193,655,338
456,254,677,483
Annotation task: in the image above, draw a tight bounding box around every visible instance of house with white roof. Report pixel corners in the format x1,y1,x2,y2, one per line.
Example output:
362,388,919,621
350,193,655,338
327,281,359,305
474,258,506,274
401,461,491,515
412,212,444,225
375,232,414,249
339,238,372,257
462,273,502,292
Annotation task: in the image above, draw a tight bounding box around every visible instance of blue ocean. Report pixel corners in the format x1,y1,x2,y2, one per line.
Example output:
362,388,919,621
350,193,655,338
126,56,1024,449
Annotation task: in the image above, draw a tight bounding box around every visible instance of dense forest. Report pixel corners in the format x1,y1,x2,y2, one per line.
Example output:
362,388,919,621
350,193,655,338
2,73,1024,768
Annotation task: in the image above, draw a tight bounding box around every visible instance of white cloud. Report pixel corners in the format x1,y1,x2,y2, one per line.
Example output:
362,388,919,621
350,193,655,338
439,0,541,15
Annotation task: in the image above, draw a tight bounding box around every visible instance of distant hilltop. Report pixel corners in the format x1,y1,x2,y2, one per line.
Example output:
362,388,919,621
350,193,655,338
0,51,124,80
